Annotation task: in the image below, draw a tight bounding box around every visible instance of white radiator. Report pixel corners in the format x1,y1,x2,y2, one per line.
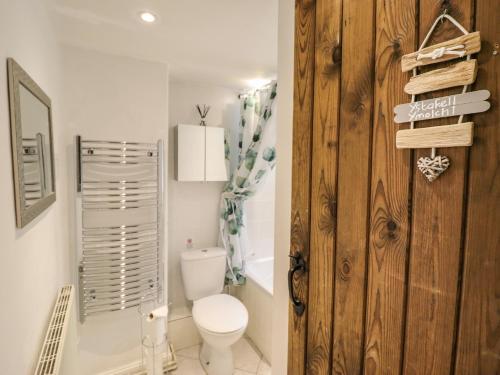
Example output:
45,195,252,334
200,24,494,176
35,285,79,375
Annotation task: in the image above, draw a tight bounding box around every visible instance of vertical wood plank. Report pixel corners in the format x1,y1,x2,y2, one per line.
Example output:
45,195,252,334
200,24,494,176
288,0,316,374
402,2,474,374
332,0,375,373
455,0,500,372
305,0,342,373
363,0,416,373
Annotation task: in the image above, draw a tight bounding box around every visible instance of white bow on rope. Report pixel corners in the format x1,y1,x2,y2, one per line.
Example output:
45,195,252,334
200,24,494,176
417,44,466,61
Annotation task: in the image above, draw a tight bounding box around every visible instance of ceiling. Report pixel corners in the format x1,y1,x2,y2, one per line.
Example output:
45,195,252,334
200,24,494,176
47,0,278,89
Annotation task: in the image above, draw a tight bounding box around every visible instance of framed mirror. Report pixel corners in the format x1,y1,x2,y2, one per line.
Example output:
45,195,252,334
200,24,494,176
7,58,56,228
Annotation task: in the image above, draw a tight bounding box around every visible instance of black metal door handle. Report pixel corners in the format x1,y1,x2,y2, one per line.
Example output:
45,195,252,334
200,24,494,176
288,252,306,316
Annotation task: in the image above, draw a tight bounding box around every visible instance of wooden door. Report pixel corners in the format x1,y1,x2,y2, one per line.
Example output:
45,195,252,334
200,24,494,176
288,1,499,374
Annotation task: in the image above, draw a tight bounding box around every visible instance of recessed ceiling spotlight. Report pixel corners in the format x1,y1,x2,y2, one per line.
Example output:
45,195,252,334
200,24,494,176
139,11,157,23
246,78,271,89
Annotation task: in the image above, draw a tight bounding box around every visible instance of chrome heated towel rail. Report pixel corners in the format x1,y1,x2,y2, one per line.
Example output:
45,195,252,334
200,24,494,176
76,136,164,322
23,135,46,206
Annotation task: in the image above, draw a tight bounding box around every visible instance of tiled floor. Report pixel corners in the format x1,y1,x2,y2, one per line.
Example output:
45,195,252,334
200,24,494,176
170,336,271,375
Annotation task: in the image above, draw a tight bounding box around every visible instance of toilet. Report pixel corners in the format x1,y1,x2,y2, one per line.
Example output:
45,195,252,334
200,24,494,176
180,247,248,375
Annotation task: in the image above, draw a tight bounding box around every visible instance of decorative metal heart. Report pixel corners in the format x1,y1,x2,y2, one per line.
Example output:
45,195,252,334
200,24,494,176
417,155,450,182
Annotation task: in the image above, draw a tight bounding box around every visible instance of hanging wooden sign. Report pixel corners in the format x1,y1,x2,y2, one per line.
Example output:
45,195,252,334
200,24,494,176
394,98,490,123
401,31,481,72
393,12,490,182
396,122,474,149
394,89,490,115
404,59,478,95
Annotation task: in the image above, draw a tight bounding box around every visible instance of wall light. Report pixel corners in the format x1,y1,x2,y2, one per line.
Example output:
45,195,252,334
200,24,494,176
246,78,272,89
139,11,157,23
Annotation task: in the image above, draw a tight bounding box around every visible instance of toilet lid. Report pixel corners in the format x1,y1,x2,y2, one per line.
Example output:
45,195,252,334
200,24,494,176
193,294,248,334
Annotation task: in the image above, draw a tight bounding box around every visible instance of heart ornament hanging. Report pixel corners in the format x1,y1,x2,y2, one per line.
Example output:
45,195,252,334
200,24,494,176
394,11,489,182
417,155,450,182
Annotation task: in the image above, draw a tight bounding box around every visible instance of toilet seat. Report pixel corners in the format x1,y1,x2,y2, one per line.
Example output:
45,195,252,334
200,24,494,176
193,294,248,334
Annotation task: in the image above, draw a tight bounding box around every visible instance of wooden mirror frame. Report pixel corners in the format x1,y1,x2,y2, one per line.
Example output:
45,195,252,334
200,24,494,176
7,58,56,228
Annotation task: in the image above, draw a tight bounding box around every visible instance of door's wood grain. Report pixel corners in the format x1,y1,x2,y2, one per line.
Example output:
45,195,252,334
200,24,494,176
455,0,500,372
288,1,316,374
402,2,474,374
363,0,416,373
331,0,375,373
305,0,342,373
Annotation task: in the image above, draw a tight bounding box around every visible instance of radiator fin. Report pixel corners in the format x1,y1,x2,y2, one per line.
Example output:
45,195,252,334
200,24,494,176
35,285,74,375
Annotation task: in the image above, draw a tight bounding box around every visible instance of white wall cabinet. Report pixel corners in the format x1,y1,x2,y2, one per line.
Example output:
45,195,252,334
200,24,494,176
176,124,205,181
175,124,228,182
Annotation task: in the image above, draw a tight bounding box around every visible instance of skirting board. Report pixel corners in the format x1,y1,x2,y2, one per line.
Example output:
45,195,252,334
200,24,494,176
96,343,177,375
168,309,202,350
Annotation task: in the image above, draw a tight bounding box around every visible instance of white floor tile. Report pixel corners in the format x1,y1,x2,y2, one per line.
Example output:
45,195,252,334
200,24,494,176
233,337,262,373
176,344,201,360
257,359,271,375
170,337,269,374
169,357,205,375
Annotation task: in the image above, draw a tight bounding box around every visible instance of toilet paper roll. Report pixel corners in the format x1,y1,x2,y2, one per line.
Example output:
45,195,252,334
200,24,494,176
147,305,168,346
147,305,168,322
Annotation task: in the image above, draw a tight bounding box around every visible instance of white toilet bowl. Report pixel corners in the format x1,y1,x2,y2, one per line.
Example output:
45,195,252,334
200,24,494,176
192,294,248,375
180,248,248,374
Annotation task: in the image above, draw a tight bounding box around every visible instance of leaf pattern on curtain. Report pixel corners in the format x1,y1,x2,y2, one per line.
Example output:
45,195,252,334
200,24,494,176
220,81,277,284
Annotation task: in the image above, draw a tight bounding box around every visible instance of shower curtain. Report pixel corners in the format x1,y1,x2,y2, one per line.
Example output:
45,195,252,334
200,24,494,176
220,81,277,284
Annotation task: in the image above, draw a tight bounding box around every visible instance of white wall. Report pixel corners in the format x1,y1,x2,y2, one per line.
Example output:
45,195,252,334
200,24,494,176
272,0,294,373
60,45,169,374
0,1,69,374
168,82,239,313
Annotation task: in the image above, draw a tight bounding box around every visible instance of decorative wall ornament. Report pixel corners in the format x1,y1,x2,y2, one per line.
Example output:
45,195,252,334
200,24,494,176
396,122,474,149
394,90,490,123
394,11,490,182
403,60,477,95
401,31,481,72
196,104,210,126
417,155,451,182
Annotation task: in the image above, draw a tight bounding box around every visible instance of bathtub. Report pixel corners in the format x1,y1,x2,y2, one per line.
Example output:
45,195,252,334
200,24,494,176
246,257,274,295
236,257,274,362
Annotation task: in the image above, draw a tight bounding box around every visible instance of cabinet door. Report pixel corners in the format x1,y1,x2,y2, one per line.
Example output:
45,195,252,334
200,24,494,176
205,127,228,181
176,124,205,181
